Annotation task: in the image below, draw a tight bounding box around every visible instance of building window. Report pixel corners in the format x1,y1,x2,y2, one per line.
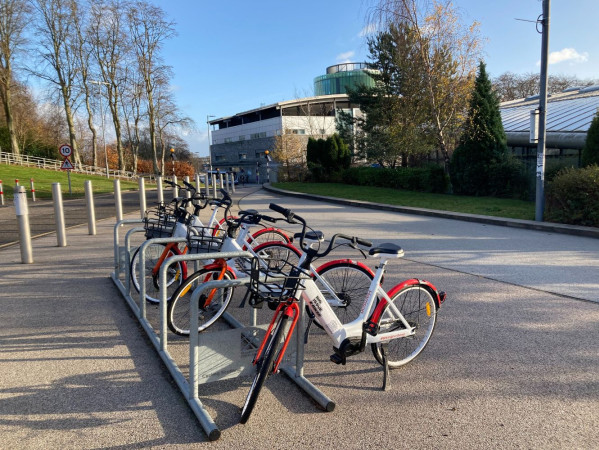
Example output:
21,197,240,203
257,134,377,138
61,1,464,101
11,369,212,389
250,132,267,139
239,135,245,141
215,155,226,162
239,152,247,160
291,129,306,135
224,137,233,143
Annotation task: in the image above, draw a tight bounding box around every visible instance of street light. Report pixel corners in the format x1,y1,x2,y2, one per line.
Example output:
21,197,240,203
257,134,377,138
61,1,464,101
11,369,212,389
207,115,215,171
90,80,110,178
264,150,271,183
170,147,175,177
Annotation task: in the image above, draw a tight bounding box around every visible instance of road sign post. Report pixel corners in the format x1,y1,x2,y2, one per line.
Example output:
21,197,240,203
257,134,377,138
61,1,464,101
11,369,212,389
60,144,74,195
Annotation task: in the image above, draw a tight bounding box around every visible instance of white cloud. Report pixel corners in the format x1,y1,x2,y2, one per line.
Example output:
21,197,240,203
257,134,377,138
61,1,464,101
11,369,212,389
336,51,355,63
359,23,378,37
537,48,589,66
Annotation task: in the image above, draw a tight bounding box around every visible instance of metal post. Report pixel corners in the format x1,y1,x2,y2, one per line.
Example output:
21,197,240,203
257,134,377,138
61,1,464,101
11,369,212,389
84,180,96,235
14,186,33,263
0,180,4,206
30,178,36,202
172,175,178,199
194,174,201,194
52,183,67,247
15,178,19,187
114,179,123,222
138,177,146,220
219,173,224,192
204,173,210,197
212,174,217,198
184,176,191,199
156,176,164,204
231,173,236,193
535,0,551,222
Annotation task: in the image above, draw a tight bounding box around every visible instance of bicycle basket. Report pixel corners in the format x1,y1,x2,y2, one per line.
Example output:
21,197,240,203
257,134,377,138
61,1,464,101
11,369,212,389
186,225,226,254
247,257,308,306
143,204,176,239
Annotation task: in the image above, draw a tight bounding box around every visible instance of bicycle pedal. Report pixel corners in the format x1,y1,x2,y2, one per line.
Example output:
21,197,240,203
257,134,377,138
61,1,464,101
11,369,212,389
330,353,346,365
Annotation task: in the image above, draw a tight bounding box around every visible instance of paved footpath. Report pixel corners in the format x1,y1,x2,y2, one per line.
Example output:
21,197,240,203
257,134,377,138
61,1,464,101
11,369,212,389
0,186,597,449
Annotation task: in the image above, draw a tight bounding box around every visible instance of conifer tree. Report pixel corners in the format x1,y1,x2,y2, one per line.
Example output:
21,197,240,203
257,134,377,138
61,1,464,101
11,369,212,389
581,111,599,167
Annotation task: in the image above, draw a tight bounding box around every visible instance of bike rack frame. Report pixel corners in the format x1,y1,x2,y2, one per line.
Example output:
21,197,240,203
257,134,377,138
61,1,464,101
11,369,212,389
110,219,334,441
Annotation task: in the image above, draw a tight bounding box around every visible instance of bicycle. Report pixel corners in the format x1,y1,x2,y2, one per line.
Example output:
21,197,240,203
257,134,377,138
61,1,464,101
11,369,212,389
239,203,447,423
130,183,291,303
166,210,378,336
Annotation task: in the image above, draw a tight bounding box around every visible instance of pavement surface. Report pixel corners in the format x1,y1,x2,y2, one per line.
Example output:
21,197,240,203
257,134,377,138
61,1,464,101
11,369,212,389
0,185,597,449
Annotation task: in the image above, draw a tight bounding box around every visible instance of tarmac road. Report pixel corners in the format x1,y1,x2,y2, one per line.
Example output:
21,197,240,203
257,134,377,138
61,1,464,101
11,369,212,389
0,185,597,449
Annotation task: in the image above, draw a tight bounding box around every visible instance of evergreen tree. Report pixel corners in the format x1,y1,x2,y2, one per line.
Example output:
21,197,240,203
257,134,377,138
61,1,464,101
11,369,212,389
306,134,350,181
581,111,599,167
451,61,513,195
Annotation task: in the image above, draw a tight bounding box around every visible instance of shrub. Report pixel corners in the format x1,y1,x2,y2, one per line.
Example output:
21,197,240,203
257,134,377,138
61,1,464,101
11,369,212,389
545,165,599,227
582,111,599,167
341,166,449,193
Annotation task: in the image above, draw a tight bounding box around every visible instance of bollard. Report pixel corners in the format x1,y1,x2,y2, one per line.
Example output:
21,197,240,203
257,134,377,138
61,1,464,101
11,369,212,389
84,180,96,235
184,176,191,199
30,178,36,202
194,174,201,194
14,186,33,263
212,174,217,198
138,177,146,220
0,180,4,206
231,173,236,193
52,183,67,247
114,179,123,222
203,173,210,198
156,176,164,204
15,178,19,187
219,173,224,192
172,175,178,199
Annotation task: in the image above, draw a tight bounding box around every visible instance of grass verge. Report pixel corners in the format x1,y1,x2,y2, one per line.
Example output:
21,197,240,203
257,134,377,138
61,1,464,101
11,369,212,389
272,182,535,220
0,163,140,200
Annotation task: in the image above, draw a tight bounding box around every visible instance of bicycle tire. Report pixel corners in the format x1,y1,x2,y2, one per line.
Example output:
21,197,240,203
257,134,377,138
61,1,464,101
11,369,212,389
167,267,235,335
371,285,437,368
130,243,185,303
250,241,302,273
240,314,290,424
311,261,374,328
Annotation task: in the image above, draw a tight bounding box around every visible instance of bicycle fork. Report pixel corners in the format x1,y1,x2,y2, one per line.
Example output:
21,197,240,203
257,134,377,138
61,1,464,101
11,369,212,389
253,301,300,374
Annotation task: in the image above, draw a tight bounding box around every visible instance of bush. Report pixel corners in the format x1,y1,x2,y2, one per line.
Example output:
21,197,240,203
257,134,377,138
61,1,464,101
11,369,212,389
487,156,529,199
545,165,599,227
341,166,449,193
582,112,599,167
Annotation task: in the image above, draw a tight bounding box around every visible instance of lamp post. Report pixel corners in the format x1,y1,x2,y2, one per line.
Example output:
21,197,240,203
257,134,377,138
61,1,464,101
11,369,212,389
264,150,271,183
90,80,110,178
207,115,215,171
170,147,175,176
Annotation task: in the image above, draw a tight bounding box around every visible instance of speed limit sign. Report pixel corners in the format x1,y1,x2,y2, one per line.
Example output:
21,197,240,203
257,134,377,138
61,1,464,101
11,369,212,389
59,144,72,158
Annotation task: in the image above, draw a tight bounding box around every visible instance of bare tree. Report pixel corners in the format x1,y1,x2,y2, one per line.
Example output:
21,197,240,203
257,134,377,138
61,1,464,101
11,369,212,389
0,0,30,156
371,0,482,171
31,0,85,166
272,129,306,181
493,72,599,102
126,0,175,174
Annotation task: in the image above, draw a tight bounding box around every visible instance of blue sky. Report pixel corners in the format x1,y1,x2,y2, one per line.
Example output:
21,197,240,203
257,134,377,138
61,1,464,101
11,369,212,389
151,0,598,157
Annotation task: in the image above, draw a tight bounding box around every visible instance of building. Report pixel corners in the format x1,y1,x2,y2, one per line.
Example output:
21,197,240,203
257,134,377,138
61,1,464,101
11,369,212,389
501,85,599,169
208,64,374,181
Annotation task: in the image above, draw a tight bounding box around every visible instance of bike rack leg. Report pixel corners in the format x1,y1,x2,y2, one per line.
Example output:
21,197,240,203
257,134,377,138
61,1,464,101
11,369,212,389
381,344,390,391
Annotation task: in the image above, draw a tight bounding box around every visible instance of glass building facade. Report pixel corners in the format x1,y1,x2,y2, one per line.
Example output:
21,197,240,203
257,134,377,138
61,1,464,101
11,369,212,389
314,63,377,96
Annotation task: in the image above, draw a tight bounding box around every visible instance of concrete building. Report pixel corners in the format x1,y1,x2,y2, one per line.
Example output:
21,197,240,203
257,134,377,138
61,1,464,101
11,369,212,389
208,64,373,182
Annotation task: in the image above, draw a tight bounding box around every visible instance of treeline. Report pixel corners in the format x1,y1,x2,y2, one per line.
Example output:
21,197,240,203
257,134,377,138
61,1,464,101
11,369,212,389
0,0,193,175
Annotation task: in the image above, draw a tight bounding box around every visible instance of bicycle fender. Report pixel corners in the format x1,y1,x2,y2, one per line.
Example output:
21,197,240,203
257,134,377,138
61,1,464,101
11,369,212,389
314,259,375,278
202,262,237,279
386,279,446,308
252,227,292,243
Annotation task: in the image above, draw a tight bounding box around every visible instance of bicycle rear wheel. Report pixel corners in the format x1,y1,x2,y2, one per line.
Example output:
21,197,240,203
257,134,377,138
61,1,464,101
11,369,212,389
240,314,290,424
372,285,437,368
167,267,235,335
130,243,185,303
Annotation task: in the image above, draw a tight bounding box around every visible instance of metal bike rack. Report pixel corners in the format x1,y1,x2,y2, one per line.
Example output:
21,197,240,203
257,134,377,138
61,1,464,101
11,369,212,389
110,219,333,441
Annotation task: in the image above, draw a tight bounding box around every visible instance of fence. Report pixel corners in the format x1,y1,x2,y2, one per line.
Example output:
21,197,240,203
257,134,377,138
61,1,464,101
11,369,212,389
0,150,139,180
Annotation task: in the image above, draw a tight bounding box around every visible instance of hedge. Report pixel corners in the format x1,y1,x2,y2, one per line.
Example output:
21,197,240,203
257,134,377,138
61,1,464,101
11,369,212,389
341,166,449,193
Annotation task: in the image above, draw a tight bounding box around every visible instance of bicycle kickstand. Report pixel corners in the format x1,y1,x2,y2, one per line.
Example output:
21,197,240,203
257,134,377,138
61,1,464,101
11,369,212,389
381,344,390,391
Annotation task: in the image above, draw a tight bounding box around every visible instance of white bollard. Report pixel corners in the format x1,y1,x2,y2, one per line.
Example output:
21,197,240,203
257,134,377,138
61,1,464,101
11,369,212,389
195,174,201,195
0,180,4,206
212,174,217,198
52,183,67,247
84,180,96,235
231,172,236,193
30,178,36,202
172,175,178,199
219,173,224,192
156,176,164,204
138,177,146,220
114,179,123,222
14,186,33,263
184,176,191,199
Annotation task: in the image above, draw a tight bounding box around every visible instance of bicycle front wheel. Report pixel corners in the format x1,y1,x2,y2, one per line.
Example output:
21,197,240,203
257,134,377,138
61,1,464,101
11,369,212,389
248,228,290,248
167,267,235,336
130,243,185,303
240,314,290,424
251,241,301,273
312,261,374,326
372,285,437,368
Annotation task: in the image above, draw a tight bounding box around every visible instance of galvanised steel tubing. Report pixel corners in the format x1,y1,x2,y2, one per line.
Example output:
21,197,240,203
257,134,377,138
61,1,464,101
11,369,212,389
84,180,96,235
112,219,145,273
14,185,33,263
138,177,146,220
52,183,67,247
114,179,123,222
123,226,146,294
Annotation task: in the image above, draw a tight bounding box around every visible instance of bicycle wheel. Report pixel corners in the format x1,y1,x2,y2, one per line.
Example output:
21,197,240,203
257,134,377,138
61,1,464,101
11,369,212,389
247,228,290,248
167,267,235,336
250,241,301,273
312,261,374,327
240,314,290,424
130,243,185,303
371,285,437,368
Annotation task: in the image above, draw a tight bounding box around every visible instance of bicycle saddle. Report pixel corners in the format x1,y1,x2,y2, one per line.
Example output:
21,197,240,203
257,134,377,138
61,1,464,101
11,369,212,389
368,243,404,257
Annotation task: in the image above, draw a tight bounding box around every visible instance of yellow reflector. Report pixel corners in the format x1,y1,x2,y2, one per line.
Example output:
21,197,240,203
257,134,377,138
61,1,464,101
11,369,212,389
426,302,431,316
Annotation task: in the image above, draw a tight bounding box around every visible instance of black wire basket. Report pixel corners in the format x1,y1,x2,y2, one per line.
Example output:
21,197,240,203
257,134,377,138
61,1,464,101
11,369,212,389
143,203,176,239
186,224,226,254
246,257,308,307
